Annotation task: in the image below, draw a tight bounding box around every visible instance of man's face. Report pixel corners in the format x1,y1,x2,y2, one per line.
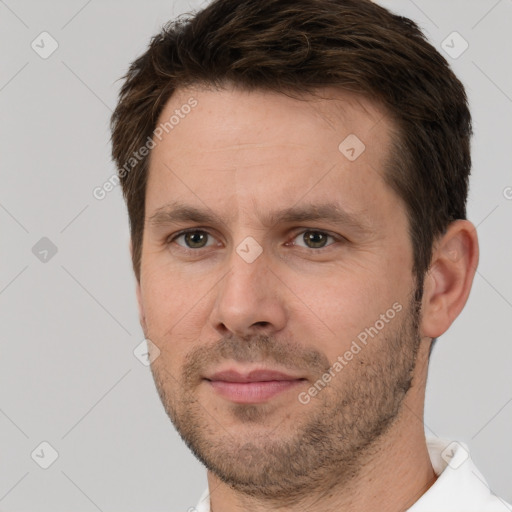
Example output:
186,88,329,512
137,85,424,497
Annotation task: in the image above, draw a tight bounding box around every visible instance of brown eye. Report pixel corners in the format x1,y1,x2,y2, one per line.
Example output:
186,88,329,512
174,230,214,249
303,231,329,248
293,230,335,249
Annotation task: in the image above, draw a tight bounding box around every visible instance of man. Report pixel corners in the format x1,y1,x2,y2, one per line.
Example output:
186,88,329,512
110,0,511,510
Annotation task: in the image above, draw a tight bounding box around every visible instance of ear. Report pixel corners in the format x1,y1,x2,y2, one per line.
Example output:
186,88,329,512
420,220,479,339
130,239,147,334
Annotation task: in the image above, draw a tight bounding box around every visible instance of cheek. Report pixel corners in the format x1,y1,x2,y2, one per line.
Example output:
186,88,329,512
285,271,369,344
287,264,407,358
140,268,209,345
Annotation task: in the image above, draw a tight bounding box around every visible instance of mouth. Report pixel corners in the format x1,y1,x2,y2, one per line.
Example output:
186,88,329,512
203,368,307,404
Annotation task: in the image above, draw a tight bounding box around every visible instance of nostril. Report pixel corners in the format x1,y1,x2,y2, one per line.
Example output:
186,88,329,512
252,321,271,329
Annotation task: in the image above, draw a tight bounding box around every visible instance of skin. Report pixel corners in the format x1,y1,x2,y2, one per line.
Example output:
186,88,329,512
134,83,479,512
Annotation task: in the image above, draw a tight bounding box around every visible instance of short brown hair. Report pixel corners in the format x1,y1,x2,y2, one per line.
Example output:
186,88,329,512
111,0,472,288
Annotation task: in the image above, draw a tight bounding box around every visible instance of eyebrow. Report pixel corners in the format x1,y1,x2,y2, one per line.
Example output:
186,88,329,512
147,200,372,234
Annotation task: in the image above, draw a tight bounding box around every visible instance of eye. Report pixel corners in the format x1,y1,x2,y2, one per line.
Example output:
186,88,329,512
291,230,337,249
171,229,217,249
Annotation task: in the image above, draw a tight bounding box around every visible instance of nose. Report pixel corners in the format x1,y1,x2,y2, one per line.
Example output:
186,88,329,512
209,247,288,338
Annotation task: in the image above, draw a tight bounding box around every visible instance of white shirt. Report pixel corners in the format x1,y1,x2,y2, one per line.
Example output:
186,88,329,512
192,437,512,511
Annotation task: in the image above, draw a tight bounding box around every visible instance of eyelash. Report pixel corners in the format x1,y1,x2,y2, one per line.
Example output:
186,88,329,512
166,228,343,253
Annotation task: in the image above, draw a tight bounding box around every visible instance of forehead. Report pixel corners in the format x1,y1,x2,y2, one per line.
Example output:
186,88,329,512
154,83,389,150
146,84,397,224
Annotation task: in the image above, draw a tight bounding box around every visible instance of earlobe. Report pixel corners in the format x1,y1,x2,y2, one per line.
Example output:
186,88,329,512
420,220,479,339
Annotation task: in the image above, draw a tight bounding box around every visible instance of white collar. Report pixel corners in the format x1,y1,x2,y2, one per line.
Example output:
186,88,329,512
193,437,511,511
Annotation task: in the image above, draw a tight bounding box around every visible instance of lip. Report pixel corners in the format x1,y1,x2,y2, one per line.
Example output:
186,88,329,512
204,368,306,404
207,368,302,382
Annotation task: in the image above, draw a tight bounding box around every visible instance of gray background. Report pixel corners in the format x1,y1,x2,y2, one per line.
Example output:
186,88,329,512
1,0,511,510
